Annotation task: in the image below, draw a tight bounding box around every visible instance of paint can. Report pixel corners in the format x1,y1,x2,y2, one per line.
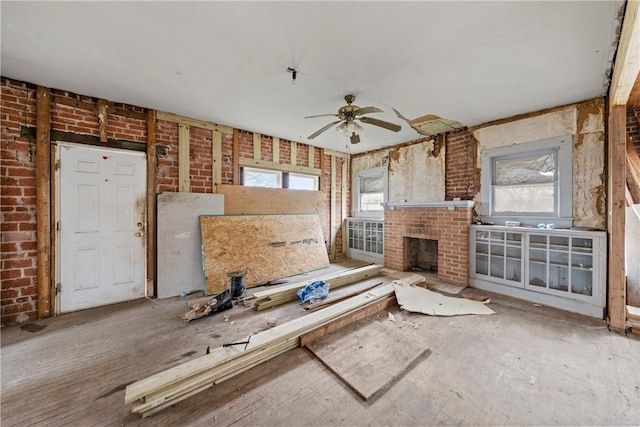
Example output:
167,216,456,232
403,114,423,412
227,270,247,298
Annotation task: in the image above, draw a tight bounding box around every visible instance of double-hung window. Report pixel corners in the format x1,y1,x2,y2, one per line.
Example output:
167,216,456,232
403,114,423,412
353,166,387,218
480,136,572,227
241,167,319,190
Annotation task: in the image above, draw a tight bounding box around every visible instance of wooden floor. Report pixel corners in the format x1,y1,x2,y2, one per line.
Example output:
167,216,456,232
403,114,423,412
2,260,639,426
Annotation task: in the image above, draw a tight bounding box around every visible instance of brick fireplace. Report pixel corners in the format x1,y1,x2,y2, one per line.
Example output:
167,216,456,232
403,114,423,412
384,201,474,286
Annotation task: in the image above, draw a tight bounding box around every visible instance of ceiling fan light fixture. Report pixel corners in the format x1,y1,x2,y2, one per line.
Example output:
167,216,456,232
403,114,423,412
350,133,360,144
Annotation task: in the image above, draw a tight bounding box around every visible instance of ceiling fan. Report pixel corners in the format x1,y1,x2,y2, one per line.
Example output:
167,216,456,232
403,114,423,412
305,95,401,144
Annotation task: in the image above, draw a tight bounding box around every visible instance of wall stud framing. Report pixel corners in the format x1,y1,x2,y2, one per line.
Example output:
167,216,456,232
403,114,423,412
36,86,52,318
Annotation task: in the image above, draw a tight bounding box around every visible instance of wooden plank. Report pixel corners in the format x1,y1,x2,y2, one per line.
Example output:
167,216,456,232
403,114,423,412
178,124,190,192
627,135,640,204
253,264,383,310
238,157,321,176
212,130,222,191
273,137,280,163
232,129,240,185
217,184,325,215
609,0,640,105
157,111,233,134
627,305,640,323
330,155,337,259
308,145,314,168
305,281,383,311
125,283,397,415
608,105,627,330
291,141,297,166
146,109,157,297
306,319,430,401
200,214,330,295
253,132,261,160
36,86,51,318
96,99,114,143
299,296,395,347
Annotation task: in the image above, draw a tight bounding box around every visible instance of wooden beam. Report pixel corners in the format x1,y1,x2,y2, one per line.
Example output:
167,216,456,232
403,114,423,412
330,155,337,260
341,157,348,256
146,109,157,297
95,99,115,143
157,111,233,134
53,96,147,120
320,148,326,191
272,137,280,163
291,141,297,166
607,105,627,330
324,148,349,158
233,129,240,185
308,145,315,168
627,135,640,204
253,132,262,160
212,130,222,192
609,0,640,105
238,157,321,176
36,86,51,318
178,124,190,192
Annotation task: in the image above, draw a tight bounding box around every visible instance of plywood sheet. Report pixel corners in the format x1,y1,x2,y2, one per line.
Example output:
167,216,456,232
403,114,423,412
200,214,330,295
157,192,224,298
217,184,325,214
306,320,431,402
393,281,495,316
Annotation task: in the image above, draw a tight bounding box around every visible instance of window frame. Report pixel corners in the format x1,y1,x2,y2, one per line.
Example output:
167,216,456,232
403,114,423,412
352,166,387,219
241,166,319,191
480,136,573,228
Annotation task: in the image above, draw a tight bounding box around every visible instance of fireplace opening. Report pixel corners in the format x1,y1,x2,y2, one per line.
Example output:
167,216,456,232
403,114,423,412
404,237,438,272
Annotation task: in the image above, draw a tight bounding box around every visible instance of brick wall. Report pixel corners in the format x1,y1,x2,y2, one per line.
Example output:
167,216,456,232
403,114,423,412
1,78,39,324
384,206,473,286
628,107,639,154
1,77,342,324
445,130,476,200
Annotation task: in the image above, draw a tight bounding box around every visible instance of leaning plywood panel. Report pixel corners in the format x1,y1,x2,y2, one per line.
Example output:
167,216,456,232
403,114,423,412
200,214,329,295
157,192,224,298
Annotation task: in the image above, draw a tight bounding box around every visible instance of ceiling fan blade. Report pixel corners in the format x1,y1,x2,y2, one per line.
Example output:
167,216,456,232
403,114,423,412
359,116,402,132
308,120,342,139
304,113,338,119
356,106,383,116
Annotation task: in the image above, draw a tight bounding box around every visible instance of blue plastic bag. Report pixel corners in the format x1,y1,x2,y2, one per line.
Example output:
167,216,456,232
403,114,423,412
297,280,330,303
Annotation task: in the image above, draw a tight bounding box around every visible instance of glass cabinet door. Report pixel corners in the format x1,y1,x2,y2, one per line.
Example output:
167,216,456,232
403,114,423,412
473,229,522,286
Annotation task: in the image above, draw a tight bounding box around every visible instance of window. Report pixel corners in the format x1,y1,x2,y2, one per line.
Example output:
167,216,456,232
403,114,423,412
353,166,387,218
480,136,572,227
241,167,318,190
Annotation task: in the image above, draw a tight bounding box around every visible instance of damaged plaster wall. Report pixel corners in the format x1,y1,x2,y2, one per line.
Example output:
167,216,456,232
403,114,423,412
472,98,606,229
351,138,447,205
388,139,445,203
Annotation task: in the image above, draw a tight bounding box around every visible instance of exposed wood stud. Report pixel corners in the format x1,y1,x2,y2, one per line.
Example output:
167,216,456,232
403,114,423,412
53,96,147,120
146,109,157,297
607,105,627,329
95,99,115,143
272,137,280,164
341,157,348,256
330,155,337,260
308,145,314,167
233,129,240,185
320,149,326,195
178,124,190,192
212,130,222,192
609,0,640,106
156,111,233,134
36,86,52,318
291,141,297,166
253,133,261,160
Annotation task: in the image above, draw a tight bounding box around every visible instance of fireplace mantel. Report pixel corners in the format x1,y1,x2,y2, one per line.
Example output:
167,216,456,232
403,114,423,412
383,200,475,209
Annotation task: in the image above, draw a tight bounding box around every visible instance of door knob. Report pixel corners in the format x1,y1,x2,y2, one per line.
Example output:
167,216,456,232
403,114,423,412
136,231,144,237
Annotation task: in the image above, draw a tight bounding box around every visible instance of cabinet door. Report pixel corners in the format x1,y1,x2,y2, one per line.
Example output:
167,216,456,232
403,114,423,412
570,237,594,296
472,229,523,286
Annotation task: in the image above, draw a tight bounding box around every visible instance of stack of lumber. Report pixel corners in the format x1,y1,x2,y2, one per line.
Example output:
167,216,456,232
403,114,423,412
627,305,640,335
125,276,418,417
253,264,383,310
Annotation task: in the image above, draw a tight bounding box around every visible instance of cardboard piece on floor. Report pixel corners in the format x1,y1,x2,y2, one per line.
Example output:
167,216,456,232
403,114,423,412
200,213,330,295
394,281,495,316
306,320,431,402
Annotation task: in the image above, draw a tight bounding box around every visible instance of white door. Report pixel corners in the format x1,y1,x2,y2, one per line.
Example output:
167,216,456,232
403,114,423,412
58,143,146,313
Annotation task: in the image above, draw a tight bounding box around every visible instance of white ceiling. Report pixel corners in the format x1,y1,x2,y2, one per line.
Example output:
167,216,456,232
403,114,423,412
1,1,623,154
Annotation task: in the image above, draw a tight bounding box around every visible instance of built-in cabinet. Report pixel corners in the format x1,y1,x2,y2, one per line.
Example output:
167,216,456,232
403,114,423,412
469,225,606,318
345,218,384,264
